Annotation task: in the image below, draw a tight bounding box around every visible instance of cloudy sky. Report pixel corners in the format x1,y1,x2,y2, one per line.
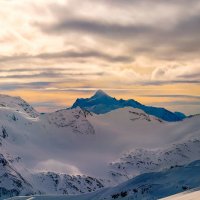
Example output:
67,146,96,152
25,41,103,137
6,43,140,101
0,0,199,114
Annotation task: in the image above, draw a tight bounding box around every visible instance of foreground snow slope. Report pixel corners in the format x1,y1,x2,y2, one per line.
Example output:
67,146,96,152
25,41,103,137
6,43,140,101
160,188,200,200
0,94,200,199
6,160,200,200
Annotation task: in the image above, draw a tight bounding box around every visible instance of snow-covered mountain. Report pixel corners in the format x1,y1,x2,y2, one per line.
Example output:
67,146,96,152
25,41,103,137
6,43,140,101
0,93,199,199
0,94,39,118
0,153,35,198
0,153,107,199
6,160,200,200
71,90,186,122
106,160,200,200
109,138,200,182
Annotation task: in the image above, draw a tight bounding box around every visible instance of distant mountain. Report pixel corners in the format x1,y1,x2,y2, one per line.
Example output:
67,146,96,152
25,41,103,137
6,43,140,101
71,90,186,122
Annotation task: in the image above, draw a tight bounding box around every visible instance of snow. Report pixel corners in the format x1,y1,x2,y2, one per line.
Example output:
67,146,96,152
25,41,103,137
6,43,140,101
109,138,200,181
6,162,200,200
71,90,186,121
160,188,200,200
0,94,39,118
0,94,199,199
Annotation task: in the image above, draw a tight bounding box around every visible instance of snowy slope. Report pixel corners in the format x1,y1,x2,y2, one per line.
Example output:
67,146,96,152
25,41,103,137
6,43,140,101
71,90,186,121
160,188,200,200
0,150,108,199
6,160,200,200
0,94,199,199
0,94,39,118
109,138,200,181
30,172,105,195
0,154,35,199
0,105,105,198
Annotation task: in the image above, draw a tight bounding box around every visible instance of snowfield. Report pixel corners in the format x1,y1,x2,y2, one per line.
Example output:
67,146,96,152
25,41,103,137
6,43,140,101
160,188,200,200
6,190,200,200
6,161,200,199
0,92,200,199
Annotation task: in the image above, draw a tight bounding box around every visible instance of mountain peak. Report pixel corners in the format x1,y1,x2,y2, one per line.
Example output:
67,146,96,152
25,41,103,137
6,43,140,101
70,90,186,121
0,94,39,118
93,90,110,98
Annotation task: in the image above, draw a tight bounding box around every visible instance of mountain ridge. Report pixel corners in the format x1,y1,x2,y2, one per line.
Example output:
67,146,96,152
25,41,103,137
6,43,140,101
0,94,39,118
71,90,186,122
6,160,200,200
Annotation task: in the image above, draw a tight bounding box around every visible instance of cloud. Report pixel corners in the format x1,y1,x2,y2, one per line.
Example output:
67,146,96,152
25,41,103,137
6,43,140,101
153,100,200,106
0,50,133,63
142,94,200,100
0,82,53,91
33,0,200,62
151,65,200,84
94,0,199,7
38,18,153,39
0,67,72,73
140,80,200,86
0,71,63,79
35,159,82,175
0,71,104,79
178,72,200,79
2,0,200,63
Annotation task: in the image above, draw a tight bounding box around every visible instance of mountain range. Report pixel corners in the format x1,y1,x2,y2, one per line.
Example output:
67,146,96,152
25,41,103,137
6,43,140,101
0,92,199,199
5,161,200,200
71,90,186,122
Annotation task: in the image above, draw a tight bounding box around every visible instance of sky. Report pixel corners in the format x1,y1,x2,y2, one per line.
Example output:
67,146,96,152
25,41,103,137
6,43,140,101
0,0,199,115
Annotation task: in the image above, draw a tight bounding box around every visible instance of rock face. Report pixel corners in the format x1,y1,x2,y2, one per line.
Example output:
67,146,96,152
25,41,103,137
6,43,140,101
71,90,186,122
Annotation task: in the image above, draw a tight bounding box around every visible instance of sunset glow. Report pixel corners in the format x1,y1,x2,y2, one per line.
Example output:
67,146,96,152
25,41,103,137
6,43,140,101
0,0,199,114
